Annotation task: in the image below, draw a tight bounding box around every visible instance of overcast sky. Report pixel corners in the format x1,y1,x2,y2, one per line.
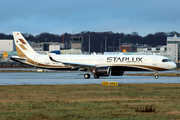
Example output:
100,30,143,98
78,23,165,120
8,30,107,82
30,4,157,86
1,0,180,36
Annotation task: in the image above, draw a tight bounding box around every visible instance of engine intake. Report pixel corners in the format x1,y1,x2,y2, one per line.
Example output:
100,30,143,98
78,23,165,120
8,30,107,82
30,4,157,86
95,67,110,76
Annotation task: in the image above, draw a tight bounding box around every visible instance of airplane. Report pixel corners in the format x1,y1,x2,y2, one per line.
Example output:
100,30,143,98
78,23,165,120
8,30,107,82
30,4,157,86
10,31,177,79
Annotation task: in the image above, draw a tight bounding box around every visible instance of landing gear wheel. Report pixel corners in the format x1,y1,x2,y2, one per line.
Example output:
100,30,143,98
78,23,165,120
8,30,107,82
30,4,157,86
84,74,90,79
154,71,159,79
155,75,159,79
94,74,99,79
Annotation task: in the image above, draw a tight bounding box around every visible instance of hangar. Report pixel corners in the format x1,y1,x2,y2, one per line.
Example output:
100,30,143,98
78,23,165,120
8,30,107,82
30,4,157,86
167,34,180,62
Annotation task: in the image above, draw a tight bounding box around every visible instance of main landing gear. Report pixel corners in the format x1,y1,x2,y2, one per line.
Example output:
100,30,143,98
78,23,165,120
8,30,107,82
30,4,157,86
84,74,100,79
154,71,159,79
94,74,99,79
84,74,90,79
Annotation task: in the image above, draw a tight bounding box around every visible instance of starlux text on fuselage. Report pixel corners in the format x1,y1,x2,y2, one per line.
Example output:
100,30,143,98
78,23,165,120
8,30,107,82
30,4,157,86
107,57,143,62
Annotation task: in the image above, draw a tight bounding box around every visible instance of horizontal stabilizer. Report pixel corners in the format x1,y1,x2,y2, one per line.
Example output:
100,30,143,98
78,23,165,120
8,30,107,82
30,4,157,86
10,56,27,62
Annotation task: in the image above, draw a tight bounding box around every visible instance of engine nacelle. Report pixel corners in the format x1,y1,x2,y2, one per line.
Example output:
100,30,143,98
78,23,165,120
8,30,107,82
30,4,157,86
95,67,111,76
111,67,124,76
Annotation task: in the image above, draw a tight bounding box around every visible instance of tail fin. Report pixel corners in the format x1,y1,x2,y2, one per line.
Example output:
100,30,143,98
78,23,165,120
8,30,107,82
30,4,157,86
13,31,37,58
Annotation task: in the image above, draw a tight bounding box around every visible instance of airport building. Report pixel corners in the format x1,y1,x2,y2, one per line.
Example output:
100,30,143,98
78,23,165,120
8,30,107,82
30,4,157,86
120,43,137,52
0,40,15,52
69,36,83,50
167,34,180,62
30,42,67,51
0,40,16,59
137,45,167,53
30,42,45,51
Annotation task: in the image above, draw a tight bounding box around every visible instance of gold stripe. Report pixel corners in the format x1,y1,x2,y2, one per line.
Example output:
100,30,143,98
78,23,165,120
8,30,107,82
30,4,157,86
16,45,26,57
19,39,27,44
132,64,167,71
19,44,27,50
111,64,167,71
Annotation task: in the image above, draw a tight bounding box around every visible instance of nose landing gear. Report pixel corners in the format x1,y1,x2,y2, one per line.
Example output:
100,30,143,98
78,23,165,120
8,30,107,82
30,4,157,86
154,71,159,79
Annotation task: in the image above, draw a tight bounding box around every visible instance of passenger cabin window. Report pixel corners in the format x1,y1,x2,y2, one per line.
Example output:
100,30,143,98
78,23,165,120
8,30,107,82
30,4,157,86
162,59,171,62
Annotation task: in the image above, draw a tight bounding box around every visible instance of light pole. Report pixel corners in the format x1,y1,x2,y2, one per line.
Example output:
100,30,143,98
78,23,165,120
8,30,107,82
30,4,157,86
87,35,91,54
175,36,177,62
118,39,121,52
88,35,92,54
113,42,115,52
101,42,102,54
104,37,108,52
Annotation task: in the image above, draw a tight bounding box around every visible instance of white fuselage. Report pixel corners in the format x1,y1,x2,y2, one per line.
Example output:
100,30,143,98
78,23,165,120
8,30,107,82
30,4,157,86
21,54,176,71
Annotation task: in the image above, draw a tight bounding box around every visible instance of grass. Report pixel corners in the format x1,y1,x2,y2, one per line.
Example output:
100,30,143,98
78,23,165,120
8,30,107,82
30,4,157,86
0,84,180,119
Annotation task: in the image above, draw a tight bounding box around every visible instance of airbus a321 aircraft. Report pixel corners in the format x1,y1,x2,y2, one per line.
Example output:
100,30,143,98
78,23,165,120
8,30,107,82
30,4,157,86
10,32,177,79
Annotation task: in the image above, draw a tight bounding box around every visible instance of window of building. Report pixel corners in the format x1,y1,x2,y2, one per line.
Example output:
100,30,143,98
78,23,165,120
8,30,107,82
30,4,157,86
156,48,160,51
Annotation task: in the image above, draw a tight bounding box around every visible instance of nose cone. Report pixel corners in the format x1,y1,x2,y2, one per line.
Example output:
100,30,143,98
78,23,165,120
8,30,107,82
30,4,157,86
170,63,177,69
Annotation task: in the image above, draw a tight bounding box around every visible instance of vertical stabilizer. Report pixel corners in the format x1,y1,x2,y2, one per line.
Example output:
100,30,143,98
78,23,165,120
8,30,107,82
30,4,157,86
13,31,37,58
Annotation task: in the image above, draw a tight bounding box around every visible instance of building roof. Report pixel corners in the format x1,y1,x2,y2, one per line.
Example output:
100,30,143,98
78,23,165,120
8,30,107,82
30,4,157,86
167,34,180,39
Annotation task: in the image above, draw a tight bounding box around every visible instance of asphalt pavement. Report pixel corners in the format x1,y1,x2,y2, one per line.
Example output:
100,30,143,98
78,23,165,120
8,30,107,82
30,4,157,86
0,71,179,85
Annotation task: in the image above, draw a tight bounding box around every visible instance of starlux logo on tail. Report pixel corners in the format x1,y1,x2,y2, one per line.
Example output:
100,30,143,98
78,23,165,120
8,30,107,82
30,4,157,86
107,57,143,63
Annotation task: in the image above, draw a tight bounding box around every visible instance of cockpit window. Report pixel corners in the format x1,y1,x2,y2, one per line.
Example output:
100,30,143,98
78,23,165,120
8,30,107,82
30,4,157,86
162,59,171,62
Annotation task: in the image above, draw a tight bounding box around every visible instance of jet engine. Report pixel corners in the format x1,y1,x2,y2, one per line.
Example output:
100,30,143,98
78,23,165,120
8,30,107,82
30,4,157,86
110,67,124,76
93,66,124,77
94,67,111,76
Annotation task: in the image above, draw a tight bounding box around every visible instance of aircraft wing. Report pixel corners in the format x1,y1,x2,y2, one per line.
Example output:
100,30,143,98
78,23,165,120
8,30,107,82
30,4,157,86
48,53,96,68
